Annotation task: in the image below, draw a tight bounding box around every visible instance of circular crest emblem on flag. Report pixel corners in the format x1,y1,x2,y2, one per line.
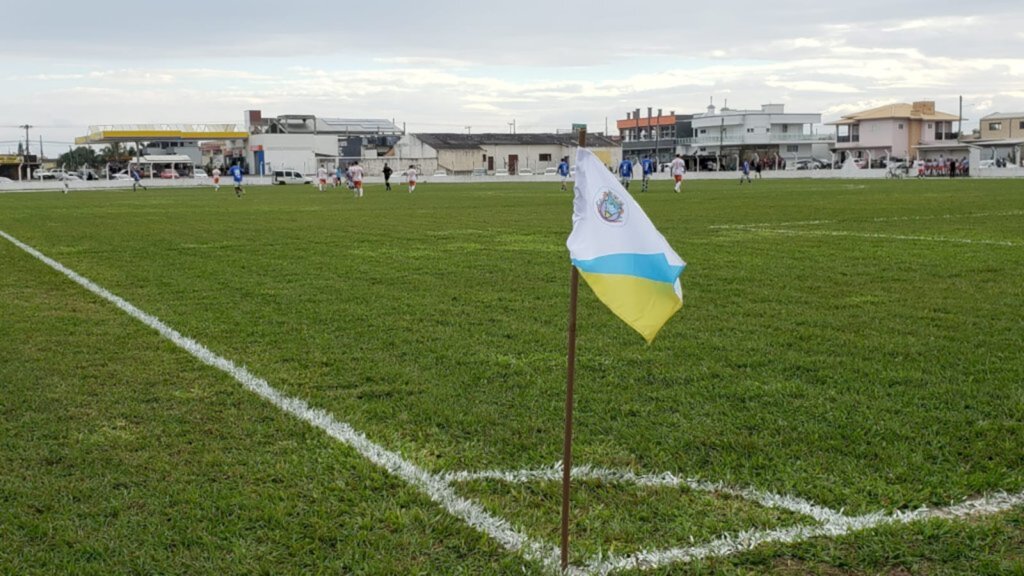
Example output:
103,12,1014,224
595,188,627,226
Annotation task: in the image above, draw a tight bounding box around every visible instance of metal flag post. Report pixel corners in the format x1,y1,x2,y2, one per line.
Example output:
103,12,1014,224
560,126,586,572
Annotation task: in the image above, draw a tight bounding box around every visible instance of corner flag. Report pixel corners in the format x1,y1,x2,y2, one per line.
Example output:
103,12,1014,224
566,148,686,342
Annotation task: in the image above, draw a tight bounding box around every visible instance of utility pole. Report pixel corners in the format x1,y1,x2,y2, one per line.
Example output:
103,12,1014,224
19,124,32,155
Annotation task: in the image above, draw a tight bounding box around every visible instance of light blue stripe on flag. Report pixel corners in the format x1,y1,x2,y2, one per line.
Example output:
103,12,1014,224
572,253,686,285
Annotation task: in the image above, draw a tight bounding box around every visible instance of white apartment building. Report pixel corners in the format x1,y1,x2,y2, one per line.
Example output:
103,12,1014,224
685,103,831,169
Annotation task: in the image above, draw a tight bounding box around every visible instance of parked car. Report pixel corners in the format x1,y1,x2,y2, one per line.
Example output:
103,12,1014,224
33,169,56,180
193,169,208,178
111,171,133,180
518,169,534,176
543,166,558,175
271,169,312,185
0,176,13,184
159,168,179,179
978,159,996,168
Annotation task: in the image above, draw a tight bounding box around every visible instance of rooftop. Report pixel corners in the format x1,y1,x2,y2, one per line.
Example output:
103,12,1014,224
829,102,959,125
414,133,618,150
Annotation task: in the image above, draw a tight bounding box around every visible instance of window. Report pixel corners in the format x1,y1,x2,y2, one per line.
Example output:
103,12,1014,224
927,123,933,129
786,145,799,153
989,122,1003,131
482,154,487,162
1019,121,1024,130
539,153,552,162
699,129,707,135
746,128,755,133
897,123,904,130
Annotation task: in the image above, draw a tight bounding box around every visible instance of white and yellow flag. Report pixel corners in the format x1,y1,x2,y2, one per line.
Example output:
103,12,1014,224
566,148,686,342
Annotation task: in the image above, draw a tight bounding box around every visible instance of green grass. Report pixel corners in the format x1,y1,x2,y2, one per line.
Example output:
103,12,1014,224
1,178,1022,574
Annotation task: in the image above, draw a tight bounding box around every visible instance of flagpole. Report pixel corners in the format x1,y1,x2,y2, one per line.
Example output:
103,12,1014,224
561,127,586,572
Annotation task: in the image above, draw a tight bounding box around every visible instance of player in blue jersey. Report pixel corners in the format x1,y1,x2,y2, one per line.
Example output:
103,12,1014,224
229,164,244,197
557,156,570,191
640,155,654,192
618,157,634,189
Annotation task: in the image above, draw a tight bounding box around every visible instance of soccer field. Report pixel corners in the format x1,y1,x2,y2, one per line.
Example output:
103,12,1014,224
1,179,1022,574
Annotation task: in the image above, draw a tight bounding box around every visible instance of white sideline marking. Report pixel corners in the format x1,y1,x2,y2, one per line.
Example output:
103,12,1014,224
0,230,561,574
753,228,1021,247
710,210,1024,230
443,464,844,524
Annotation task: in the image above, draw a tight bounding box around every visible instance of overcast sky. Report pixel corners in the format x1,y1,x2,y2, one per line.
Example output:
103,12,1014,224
2,0,1023,154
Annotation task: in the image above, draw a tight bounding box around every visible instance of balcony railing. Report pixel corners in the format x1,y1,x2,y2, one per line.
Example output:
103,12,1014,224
836,135,859,144
672,133,836,146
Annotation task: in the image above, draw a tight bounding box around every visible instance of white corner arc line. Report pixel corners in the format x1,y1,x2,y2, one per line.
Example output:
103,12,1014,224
0,230,561,574
442,465,844,524
582,491,1024,575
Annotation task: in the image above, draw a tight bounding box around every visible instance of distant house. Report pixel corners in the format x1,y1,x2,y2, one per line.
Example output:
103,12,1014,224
828,101,962,164
967,112,1024,167
393,133,621,175
978,112,1024,140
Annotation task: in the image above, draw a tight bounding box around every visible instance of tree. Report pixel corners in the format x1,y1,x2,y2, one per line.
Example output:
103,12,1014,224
57,146,99,170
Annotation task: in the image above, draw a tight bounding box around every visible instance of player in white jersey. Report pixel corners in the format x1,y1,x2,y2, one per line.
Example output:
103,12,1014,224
317,166,328,191
212,167,221,191
349,161,365,198
405,165,417,193
670,154,686,193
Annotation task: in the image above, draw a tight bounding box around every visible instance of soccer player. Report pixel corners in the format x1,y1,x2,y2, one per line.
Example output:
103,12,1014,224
382,162,393,191
557,156,570,191
405,165,417,193
740,160,752,184
618,157,634,189
131,166,147,192
229,164,244,197
317,165,328,191
670,154,686,193
640,155,654,192
349,161,364,198
212,166,221,191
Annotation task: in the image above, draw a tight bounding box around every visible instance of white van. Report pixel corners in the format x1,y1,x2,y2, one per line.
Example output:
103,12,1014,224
272,169,312,185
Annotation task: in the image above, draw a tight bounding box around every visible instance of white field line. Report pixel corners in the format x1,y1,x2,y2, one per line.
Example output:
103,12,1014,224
0,230,561,575
709,210,1024,230
442,465,844,524
752,228,1021,247
582,491,1024,575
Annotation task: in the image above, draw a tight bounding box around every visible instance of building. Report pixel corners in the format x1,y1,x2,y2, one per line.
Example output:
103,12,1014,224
245,110,403,175
75,124,248,173
978,112,1024,140
392,133,621,175
617,108,693,168
687,103,829,170
829,101,962,165
967,112,1024,166
0,154,40,181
